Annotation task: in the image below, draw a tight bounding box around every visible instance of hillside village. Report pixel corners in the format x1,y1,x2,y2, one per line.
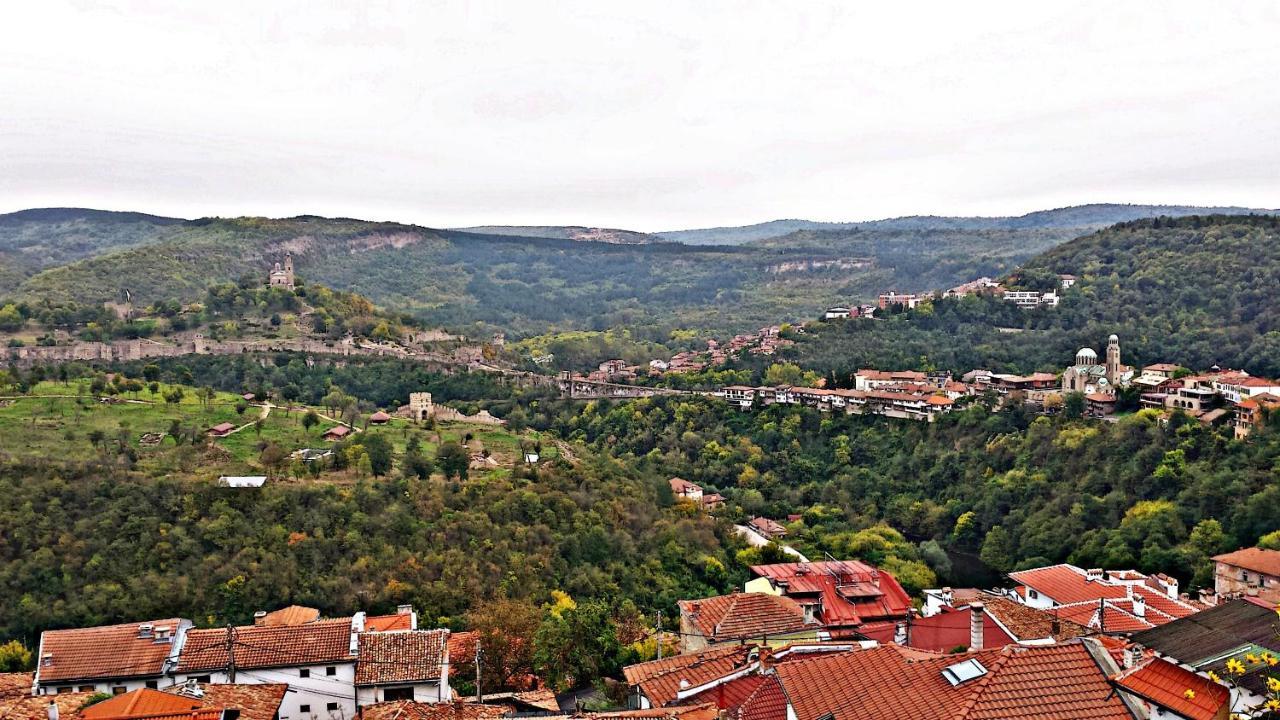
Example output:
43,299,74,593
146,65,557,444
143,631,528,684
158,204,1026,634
6,546,1280,719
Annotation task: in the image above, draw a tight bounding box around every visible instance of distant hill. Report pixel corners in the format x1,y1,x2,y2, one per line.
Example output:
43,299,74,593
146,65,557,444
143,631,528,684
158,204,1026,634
787,214,1280,378
0,207,187,294
656,204,1277,245
451,225,662,244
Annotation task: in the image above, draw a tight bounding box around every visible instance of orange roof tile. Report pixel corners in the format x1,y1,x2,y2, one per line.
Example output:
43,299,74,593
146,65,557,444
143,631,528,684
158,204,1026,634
255,606,319,627
0,691,96,720
446,632,476,669
80,690,206,720
178,618,353,673
37,619,186,683
956,642,1131,719
359,701,507,720
624,645,756,707
366,613,414,632
1007,565,1128,605
355,630,448,685
162,684,287,720
680,674,787,720
678,593,810,643
1212,546,1280,576
1113,657,1228,720
0,672,32,699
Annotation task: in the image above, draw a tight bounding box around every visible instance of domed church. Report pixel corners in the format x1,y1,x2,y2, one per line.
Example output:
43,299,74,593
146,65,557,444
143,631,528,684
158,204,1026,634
1061,334,1132,394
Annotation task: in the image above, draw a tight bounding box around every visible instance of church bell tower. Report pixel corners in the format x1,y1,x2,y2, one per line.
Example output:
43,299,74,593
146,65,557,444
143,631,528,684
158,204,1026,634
1105,334,1121,386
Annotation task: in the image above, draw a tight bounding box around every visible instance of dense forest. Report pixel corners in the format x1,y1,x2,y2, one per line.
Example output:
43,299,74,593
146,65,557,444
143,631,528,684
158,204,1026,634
547,395,1279,592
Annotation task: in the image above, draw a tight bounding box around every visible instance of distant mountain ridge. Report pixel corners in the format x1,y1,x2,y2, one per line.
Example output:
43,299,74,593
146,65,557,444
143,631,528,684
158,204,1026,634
655,203,1278,245
450,225,662,244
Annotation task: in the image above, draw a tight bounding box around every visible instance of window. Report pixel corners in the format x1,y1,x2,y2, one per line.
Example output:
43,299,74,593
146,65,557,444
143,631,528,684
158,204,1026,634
325,666,336,676
146,681,158,689
326,704,338,712
383,688,414,702
299,669,310,678
300,706,311,714
112,687,127,695
193,675,212,684
78,686,94,693
57,687,72,695
1028,589,1039,600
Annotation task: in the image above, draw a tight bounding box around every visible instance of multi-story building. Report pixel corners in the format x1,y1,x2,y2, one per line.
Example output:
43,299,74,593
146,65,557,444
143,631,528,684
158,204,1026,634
1211,547,1280,604
34,619,194,696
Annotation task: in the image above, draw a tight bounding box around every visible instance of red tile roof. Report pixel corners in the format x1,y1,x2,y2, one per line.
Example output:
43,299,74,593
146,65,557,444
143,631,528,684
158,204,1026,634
857,607,1014,652
355,630,448,685
1212,546,1280,576
359,701,507,720
162,684,287,720
0,672,32,699
591,705,719,720
446,632,475,670
255,606,319,627
678,593,810,643
1007,565,1128,605
37,619,186,682
956,642,1131,719
178,618,354,672
1113,657,1229,720
0,691,96,720
366,613,414,632
669,478,701,494
749,561,912,626
623,645,756,707
80,689,207,720
680,674,787,720
773,641,1132,720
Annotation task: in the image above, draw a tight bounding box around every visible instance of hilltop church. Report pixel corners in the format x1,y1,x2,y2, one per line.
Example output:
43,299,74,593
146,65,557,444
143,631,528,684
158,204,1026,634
1061,334,1133,395
268,254,295,289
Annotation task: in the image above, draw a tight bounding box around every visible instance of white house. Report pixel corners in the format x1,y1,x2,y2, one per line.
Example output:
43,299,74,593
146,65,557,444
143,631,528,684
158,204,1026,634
175,613,363,720
354,630,450,706
34,618,194,695
217,476,267,488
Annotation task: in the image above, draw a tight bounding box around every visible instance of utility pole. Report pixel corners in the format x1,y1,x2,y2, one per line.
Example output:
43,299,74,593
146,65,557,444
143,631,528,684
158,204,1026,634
655,611,663,661
225,624,237,683
474,637,482,703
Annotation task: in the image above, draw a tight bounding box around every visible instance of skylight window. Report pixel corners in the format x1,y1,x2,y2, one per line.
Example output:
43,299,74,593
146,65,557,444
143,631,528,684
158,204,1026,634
941,658,988,686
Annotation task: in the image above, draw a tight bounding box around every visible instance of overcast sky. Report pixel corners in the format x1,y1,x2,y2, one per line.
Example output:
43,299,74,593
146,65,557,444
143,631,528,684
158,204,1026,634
2,1,1277,231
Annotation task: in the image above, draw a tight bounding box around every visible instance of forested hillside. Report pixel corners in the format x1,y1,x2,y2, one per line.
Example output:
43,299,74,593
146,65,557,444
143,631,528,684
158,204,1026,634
0,212,1061,338
788,215,1280,377
0,208,184,295
551,395,1280,592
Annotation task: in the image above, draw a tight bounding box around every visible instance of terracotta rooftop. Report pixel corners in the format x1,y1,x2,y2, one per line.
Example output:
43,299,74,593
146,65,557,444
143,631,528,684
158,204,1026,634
749,560,912,626
858,608,1013,652
773,640,1131,720
366,612,414,633
1112,657,1229,720
359,701,507,720
623,645,756,707
37,618,186,683
669,477,701,494
355,630,448,685
0,672,32,699
255,605,319,627
1212,546,1280,576
591,705,719,720
1131,598,1280,698
0,691,96,720
80,689,209,720
1007,565,1128,605
678,593,810,643
679,674,787,720
446,631,476,669
162,684,287,720
178,617,354,672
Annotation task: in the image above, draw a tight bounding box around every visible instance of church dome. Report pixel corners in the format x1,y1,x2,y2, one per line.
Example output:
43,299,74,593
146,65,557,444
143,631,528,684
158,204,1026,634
1076,347,1097,365
1108,334,1119,343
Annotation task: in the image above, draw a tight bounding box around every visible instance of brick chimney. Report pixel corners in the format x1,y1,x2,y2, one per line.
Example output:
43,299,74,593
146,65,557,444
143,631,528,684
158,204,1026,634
969,603,985,651
253,611,267,626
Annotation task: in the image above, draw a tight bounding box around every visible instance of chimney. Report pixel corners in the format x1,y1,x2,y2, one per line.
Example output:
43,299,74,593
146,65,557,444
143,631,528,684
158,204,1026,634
47,700,60,720
1199,588,1217,607
942,587,954,606
397,604,413,615
253,611,267,626
1123,646,1143,669
893,621,908,645
969,603,985,651
1086,568,1104,583
1131,594,1145,618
